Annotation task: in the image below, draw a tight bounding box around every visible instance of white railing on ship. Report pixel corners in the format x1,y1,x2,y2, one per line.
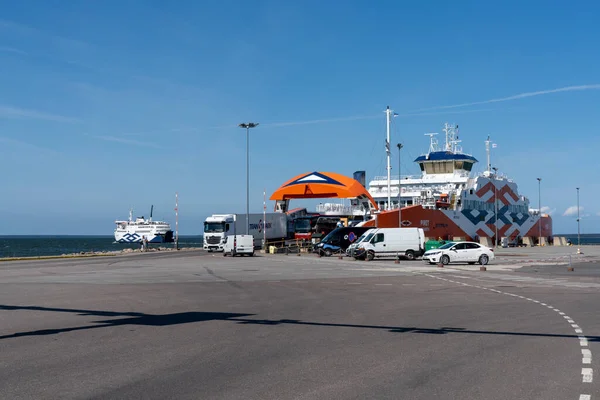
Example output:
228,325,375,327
372,175,420,181
316,204,367,214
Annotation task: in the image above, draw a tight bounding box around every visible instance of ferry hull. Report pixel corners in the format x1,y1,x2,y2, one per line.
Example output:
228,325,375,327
115,230,174,244
365,205,552,241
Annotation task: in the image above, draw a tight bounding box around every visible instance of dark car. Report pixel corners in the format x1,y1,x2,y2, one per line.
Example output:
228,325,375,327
314,226,373,256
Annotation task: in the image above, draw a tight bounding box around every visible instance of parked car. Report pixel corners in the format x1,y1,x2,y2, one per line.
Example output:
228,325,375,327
314,227,373,256
422,241,494,265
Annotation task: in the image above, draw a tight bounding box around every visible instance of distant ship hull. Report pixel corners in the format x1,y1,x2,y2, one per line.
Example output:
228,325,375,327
114,230,174,243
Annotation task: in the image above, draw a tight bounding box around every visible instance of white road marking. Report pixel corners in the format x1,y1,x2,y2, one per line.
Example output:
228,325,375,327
375,283,393,286
421,272,593,398
582,349,592,364
582,368,593,383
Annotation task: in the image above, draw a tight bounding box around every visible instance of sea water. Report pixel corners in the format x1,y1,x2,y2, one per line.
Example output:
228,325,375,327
0,236,203,258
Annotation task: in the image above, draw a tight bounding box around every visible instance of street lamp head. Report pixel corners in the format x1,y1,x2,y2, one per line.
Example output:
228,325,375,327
239,122,259,129
537,177,541,182
396,143,403,150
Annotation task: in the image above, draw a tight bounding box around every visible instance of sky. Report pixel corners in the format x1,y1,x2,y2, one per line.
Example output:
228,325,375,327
1,0,599,235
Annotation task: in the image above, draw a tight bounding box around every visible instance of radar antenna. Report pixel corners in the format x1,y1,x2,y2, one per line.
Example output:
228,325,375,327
424,133,439,153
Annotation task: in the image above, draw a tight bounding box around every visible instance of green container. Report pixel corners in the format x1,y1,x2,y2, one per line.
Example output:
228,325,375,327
425,240,443,251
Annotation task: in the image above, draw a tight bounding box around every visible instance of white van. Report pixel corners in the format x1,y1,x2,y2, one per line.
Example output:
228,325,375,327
352,228,425,261
223,235,254,257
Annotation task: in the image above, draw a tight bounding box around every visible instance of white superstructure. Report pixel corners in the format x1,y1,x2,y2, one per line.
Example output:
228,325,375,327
114,206,174,243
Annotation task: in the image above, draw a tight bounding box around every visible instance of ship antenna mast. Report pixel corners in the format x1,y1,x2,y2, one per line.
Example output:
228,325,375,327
150,205,153,222
443,123,452,151
485,135,492,172
385,105,396,210
425,133,439,153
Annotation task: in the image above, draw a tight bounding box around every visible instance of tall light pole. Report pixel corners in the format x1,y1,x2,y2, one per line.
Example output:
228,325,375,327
537,177,542,245
397,143,403,227
239,122,259,234
492,167,498,247
577,187,581,254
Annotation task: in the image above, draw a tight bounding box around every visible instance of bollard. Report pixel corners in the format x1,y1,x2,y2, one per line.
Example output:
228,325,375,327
568,254,574,271
479,266,487,271
285,247,289,256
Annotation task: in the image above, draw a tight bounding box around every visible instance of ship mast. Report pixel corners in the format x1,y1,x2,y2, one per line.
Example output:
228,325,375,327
485,135,492,172
385,106,396,210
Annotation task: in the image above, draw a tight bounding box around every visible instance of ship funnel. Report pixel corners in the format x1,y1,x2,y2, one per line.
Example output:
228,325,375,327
150,205,153,221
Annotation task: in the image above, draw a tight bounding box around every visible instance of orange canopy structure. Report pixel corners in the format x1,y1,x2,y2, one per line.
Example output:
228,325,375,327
270,171,378,212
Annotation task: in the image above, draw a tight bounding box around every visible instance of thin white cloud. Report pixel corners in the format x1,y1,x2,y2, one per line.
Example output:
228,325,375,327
0,136,60,154
0,105,79,123
540,206,556,216
205,108,502,131
91,135,162,149
563,205,583,217
410,84,600,112
0,46,27,55
0,18,90,50
263,115,380,128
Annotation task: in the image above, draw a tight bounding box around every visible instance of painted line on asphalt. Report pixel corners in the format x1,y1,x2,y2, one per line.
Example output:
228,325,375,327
421,272,594,396
583,368,593,383
583,349,592,364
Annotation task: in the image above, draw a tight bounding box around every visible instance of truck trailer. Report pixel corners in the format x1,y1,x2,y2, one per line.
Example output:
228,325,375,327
203,213,290,251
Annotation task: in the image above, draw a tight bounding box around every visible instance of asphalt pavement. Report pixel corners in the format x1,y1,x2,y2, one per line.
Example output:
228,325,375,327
1,249,599,399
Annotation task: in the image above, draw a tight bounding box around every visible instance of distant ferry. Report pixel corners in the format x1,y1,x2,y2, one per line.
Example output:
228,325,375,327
365,122,552,242
114,206,174,243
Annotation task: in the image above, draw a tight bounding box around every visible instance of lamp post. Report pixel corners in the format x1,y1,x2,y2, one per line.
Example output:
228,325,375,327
577,187,581,254
397,143,403,228
238,122,259,234
537,177,542,245
492,167,498,247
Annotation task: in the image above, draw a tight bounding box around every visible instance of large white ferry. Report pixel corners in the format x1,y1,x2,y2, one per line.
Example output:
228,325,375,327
364,119,552,242
114,206,174,243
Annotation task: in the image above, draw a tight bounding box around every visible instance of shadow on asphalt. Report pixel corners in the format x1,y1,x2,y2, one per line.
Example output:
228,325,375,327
2,304,599,342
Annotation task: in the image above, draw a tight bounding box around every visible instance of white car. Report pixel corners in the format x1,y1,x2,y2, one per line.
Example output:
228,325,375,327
422,241,494,265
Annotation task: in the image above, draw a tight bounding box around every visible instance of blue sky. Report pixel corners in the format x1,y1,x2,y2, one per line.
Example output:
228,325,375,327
1,0,599,235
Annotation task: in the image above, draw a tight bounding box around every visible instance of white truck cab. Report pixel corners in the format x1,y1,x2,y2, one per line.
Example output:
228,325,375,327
203,214,235,252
